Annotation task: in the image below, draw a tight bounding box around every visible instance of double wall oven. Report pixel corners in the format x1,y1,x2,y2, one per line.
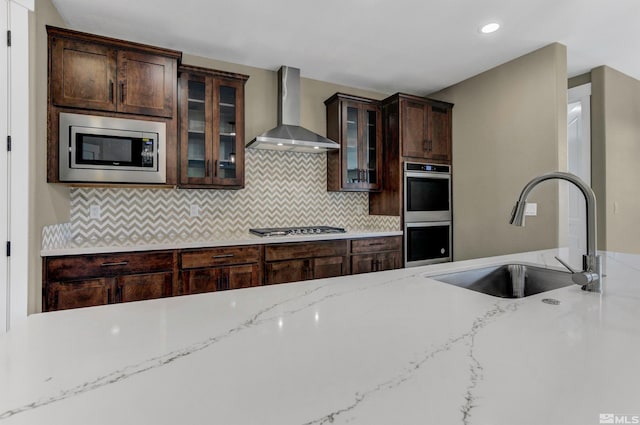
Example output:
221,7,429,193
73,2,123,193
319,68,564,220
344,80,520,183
403,162,452,267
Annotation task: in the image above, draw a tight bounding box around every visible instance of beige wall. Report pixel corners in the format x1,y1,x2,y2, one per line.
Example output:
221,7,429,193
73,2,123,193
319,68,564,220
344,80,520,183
432,43,568,260
591,66,640,254
568,72,591,89
29,0,69,313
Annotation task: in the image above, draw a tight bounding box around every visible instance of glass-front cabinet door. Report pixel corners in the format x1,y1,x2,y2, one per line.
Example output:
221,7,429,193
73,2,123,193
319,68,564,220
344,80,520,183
363,105,380,187
345,105,360,185
183,76,209,183
325,93,382,192
179,66,248,188
213,80,243,186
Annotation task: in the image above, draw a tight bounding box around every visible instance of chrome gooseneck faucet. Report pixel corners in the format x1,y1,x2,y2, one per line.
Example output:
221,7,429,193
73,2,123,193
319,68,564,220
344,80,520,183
509,171,602,293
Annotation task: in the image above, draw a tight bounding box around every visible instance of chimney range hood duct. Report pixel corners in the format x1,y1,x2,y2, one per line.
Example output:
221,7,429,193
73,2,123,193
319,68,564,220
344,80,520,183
247,66,339,153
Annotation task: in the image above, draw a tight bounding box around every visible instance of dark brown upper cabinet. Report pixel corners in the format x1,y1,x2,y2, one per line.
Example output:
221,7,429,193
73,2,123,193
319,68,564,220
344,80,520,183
369,93,453,216
48,26,180,118
178,65,249,189
325,93,382,192
398,95,453,163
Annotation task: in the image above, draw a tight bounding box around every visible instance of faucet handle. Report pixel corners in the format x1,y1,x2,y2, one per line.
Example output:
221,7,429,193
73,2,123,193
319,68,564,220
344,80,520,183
554,256,578,273
555,256,599,288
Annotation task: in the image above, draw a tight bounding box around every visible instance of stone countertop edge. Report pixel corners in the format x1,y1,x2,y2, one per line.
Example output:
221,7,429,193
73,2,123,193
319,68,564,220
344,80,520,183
40,229,404,257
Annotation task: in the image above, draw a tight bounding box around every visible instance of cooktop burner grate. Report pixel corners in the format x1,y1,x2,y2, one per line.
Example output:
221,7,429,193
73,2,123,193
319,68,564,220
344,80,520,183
249,226,346,237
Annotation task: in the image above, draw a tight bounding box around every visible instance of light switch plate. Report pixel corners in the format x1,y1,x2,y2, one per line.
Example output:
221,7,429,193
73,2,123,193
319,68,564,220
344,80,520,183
190,204,199,217
525,202,537,216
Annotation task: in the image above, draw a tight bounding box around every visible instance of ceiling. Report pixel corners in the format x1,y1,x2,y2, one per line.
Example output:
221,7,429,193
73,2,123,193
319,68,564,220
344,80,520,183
50,0,640,95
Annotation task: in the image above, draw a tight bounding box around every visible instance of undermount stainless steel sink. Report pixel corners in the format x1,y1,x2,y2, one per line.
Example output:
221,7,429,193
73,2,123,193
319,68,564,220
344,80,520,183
430,264,574,298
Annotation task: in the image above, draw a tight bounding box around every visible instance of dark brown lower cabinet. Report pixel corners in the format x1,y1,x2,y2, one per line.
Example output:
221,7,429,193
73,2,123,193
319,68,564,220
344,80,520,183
350,236,403,274
42,237,401,312
265,259,307,285
182,264,260,294
180,246,262,295
45,272,175,311
117,272,173,303
264,241,348,285
313,256,347,279
43,251,177,312
351,251,402,274
45,278,114,311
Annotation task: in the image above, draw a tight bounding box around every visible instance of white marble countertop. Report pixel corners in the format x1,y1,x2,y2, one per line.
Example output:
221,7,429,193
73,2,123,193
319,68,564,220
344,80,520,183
40,229,403,257
3,249,640,424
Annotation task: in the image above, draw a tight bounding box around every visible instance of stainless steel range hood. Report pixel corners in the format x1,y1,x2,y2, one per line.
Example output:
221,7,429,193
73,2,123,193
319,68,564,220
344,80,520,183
247,66,339,153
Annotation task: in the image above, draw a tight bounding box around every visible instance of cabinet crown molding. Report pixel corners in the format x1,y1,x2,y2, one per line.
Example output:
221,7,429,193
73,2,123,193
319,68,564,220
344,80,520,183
46,25,183,61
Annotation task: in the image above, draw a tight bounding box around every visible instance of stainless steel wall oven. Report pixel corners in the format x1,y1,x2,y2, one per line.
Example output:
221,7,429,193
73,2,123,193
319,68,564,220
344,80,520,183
403,162,452,267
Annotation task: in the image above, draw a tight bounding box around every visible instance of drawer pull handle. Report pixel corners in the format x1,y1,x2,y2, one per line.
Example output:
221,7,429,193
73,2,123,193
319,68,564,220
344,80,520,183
212,254,234,259
369,243,386,246
101,261,129,267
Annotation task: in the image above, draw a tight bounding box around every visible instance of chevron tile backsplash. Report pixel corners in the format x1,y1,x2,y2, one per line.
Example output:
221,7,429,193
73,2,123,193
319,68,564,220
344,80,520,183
67,149,399,243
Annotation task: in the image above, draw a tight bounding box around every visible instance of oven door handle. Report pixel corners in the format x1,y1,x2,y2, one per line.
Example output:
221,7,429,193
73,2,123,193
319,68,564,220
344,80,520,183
404,171,451,179
405,221,451,228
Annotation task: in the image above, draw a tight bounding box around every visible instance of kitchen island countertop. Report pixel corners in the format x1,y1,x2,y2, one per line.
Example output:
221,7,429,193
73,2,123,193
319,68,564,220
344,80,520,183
2,249,640,424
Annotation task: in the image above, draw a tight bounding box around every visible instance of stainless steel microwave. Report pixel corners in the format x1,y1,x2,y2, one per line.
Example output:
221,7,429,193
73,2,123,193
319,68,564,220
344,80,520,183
58,112,166,184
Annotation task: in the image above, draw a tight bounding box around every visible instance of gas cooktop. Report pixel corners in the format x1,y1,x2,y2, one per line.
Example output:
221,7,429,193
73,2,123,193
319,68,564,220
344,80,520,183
249,226,347,237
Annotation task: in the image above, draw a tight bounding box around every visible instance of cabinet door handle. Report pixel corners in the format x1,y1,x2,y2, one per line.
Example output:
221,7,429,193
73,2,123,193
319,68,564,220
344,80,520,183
101,261,129,267
109,80,114,102
212,254,234,259
369,242,386,247
116,285,122,303
225,274,230,290
119,81,125,103
107,288,112,304
371,259,376,271
206,160,210,177
214,160,218,177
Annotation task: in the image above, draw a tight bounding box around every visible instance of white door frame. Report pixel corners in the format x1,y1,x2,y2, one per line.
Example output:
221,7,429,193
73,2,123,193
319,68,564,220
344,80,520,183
2,0,33,332
1,0,9,333
566,83,592,265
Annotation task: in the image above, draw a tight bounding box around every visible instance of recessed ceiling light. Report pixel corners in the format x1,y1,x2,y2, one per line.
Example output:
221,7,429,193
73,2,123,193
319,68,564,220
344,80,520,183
313,146,320,149
480,22,500,34
277,143,283,146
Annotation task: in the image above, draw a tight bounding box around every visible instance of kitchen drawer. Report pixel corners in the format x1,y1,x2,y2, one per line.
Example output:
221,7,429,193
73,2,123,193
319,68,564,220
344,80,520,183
45,251,175,281
181,245,261,269
265,240,348,261
351,236,402,254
